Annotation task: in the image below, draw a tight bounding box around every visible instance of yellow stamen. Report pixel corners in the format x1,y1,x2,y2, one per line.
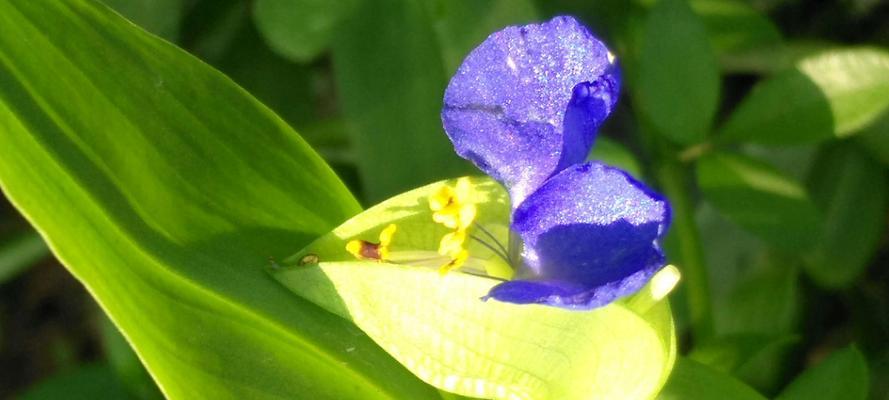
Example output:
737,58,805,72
438,229,467,256
430,178,477,230
439,249,469,275
345,224,398,261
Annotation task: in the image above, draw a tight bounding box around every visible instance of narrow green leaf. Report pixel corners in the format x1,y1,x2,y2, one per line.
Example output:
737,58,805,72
775,346,869,400
804,144,887,288
253,0,358,62
657,358,767,400
720,47,889,145
0,230,48,283
271,177,678,400
636,0,720,144
0,1,437,398
697,152,822,251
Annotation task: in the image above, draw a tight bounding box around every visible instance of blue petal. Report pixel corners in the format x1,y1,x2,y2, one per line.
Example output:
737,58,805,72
442,16,619,205
487,162,671,309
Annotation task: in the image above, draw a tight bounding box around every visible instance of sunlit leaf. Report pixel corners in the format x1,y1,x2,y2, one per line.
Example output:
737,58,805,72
719,48,889,145
0,1,438,398
271,177,678,400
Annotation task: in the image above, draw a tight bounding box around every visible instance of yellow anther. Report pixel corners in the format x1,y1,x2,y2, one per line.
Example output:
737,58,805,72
430,178,476,230
438,229,467,256
439,249,469,275
346,240,365,259
379,224,397,247
345,224,398,261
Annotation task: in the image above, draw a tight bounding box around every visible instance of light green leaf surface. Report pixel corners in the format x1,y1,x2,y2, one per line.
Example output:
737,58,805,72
589,137,644,177
697,152,822,251
271,178,678,400
720,47,889,145
0,1,438,398
804,144,887,288
657,358,766,400
775,346,869,400
253,0,358,62
636,0,720,144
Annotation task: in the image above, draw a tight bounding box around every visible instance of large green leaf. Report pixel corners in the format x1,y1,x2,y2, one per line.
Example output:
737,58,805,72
657,358,766,400
804,144,887,288
636,0,720,144
271,177,679,400
719,48,889,145
775,346,869,400
696,152,822,251
0,1,438,398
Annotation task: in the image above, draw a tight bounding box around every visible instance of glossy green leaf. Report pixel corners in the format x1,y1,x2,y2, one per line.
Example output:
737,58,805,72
697,152,822,251
0,230,48,283
804,144,887,288
720,48,889,145
271,178,679,400
253,0,358,62
0,1,438,398
636,0,720,144
657,358,766,400
775,346,869,400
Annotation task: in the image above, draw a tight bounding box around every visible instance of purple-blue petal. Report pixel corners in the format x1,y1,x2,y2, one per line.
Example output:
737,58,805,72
487,162,671,309
442,16,619,205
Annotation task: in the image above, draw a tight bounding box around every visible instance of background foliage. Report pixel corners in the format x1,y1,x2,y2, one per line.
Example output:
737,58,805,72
0,0,887,398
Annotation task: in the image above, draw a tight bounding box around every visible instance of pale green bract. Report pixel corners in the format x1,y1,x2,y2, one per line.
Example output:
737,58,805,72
270,177,679,400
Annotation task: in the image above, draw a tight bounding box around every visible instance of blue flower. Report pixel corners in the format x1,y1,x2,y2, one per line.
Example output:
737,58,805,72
441,16,671,310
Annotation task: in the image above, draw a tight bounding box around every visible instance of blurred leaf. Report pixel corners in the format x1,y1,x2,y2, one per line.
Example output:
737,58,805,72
689,333,797,373
271,178,678,400
332,0,472,203
804,144,887,288
657,358,766,400
697,152,822,251
589,136,644,177
720,47,889,145
0,230,48,283
19,364,134,400
0,1,439,398
101,316,163,400
253,0,358,62
428,0,539,75
101,0,183,41
717,261,799,335
856,110,889,165
180,0,249,62
691,0,782,55
636,0,719,144
775,346,869,400
720,41,834,75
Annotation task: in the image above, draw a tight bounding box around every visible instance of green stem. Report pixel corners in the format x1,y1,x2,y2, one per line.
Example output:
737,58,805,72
657,160,713,341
